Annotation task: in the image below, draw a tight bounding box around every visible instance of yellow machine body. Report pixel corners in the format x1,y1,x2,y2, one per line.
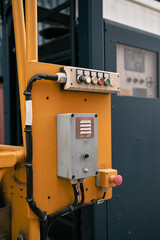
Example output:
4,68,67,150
0,0,119,239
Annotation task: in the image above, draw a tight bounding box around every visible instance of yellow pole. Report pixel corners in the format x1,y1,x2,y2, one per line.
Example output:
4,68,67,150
11,0,26,146
25,0,38,62
25,1,40,239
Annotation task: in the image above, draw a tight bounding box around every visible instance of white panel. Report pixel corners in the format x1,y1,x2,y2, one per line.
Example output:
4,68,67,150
117,43,158,98
103,0,160,35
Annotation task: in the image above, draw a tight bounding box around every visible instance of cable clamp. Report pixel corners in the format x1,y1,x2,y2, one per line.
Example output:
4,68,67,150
23,90,31,96
96,199,104,205
25,162,33,167
77,194,81,201
26,197,34,203
68,205,74,212
24,127,32,133
43,212,48,222
91,199,96,205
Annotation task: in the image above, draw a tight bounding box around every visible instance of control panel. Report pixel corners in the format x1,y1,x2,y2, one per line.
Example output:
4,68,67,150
117,43,158,98
57,113,98,180
61,66,119,93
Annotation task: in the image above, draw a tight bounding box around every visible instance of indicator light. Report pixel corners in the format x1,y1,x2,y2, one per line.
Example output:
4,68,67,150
98,78,104,86
77,75,85,83
91,76,98,85
84,75,92,84
104,78,110,86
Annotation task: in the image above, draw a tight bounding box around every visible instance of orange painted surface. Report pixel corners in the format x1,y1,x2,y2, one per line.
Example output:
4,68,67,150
26,61,112,218
3,166,28,239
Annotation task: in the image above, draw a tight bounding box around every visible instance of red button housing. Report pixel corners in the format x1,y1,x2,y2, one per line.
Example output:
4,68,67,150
98,78,104,85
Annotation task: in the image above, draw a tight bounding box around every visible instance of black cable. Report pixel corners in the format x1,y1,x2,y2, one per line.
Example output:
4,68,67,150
80,183,84,204
24,73,106,239
102,192,106,199
24,73,58,222
41,220,48,240
48,184,79,223
25,125,47,220
71,184,80,207
95,192,106,205
44,183,81,239
26,73,58,93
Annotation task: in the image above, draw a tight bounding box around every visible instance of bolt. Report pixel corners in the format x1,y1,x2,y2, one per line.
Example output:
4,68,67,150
82,167,89,173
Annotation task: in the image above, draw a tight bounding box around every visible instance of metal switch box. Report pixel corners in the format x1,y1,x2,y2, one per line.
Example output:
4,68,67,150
61,66,119,93
57,113,98,179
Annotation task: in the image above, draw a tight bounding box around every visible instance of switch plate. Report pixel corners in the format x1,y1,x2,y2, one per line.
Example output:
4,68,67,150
96,169,117,188
61,66,119,93
57,113,98,179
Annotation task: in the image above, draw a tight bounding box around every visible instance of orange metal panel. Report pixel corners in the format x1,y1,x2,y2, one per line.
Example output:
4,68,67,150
26,61,112,219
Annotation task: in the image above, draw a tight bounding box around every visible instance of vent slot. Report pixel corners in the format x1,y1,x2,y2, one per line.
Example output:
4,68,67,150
76,117,94,138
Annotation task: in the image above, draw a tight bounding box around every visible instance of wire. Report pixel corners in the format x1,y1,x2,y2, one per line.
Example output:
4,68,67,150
80,183,84,204
96,192,106,205
24,73,107,239
44,183,81,239
26,73,58,93
24,73,59,222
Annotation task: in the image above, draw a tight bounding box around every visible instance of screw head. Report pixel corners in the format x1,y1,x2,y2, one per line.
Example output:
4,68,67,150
82,167,89,173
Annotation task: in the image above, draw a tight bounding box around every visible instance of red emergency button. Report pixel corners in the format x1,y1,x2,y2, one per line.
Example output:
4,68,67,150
109,175,123,186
